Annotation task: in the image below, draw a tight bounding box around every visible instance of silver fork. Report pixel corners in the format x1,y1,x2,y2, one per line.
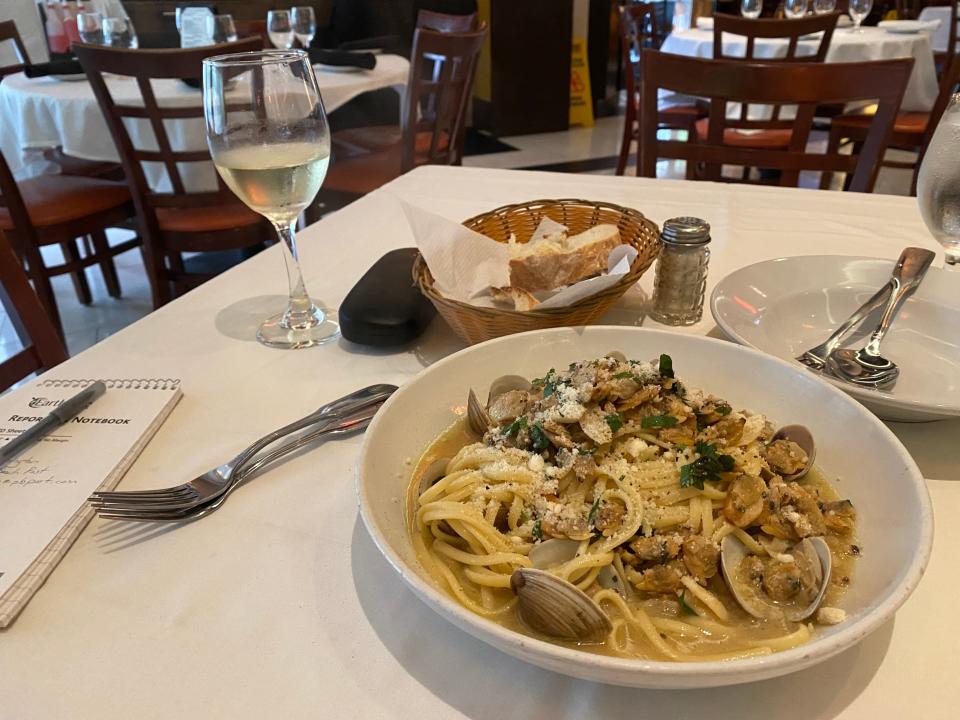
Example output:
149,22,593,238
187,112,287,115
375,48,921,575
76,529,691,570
92,409,377,523
89,384,395,512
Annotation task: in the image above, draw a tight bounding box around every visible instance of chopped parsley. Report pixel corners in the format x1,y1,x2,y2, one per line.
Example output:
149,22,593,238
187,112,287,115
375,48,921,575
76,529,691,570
529,422,549,451
672,380,686,399
587,498,602,525
605,413,624,433
641,414,678,429
518,510,529,524
678,592,697,616
505,416,527,437
715,404,732,416
576,446,596,456
613,371,634,380
680,442,735,489
659,353,675,379
532,518,543,542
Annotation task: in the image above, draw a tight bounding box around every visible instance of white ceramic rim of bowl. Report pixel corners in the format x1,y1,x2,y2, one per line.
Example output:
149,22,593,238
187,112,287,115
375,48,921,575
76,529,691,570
356,326,933,686
709,255,960,418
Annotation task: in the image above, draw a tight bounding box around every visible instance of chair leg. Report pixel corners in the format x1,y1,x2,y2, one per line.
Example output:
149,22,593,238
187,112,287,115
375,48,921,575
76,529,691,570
25,259,66,340
59,240,92,305
820,126,843,190
616,114,635,176
88,230,122,298
140,244,171,309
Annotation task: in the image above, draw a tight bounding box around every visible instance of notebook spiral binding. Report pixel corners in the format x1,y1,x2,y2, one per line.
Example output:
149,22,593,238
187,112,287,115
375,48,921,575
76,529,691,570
37,378,181,391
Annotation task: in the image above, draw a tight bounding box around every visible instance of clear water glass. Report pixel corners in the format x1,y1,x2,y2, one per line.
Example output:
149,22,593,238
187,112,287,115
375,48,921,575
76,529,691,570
267,10,294,49
813,0,837,14
292,6,317,48
203,50,338,348
77,11,103,44
741,0,763,19
206,14,238,43
917,94,960,268
849,0,872,31
102,17,138,48
785,0,808,19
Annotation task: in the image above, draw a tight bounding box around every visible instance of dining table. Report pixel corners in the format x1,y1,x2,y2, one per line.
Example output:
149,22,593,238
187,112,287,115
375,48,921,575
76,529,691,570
661,24,941,112
0,53,410,188
918,4,958,53
0,165,957,718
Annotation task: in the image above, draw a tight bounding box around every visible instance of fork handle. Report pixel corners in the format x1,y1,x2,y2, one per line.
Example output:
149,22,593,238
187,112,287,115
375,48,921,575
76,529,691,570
863,247,935,357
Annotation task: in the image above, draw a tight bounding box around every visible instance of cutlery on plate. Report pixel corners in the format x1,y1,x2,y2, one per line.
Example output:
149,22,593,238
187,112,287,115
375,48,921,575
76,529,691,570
92,406,379,523
824,248,935,389
795,247,929,370
89,384,396,514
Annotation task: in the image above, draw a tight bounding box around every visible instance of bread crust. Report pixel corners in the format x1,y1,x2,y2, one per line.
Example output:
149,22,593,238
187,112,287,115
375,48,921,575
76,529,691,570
508,225,621,292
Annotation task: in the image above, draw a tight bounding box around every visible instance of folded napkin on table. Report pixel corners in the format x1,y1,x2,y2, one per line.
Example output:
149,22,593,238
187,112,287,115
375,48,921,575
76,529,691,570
308,48,376,70
338,35,399,51
23,60,84,78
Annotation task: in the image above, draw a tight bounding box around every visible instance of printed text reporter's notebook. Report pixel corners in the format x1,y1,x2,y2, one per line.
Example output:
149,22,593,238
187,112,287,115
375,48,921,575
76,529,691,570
0,378,181,627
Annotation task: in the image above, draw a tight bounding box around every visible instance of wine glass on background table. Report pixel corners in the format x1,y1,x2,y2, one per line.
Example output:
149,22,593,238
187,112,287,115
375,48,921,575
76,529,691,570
785,0,808,19
102,17,138,48
849,0,872,31
76,12,104,44
267,10,294,49
741,0,763,20
292,6,317,48
917,93,960,268
812,0,836,14
203,50,338,348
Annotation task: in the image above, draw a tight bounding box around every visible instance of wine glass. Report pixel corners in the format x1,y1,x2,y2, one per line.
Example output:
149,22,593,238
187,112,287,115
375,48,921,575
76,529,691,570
741,0,763,20
206,14,238,43
848,0,872,31
292,6,317,48
785,0,808,18
812,0,837,14
266,10,294,49
76,11,104,44
203,50,338,348
102,17,138,48
917,94,960,268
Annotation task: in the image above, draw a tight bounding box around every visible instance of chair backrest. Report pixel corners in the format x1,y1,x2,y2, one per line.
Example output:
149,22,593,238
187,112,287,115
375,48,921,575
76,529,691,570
0,20,31,77
0,147,38,247
712,13,839,123
401,24,487,171
639,50,914,191
0,228,67,392
619,3,662,110
415,9,479,32
73,39,261,236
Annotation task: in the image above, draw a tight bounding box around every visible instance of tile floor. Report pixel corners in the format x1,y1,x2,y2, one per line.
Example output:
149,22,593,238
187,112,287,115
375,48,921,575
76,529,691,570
0,112,919,364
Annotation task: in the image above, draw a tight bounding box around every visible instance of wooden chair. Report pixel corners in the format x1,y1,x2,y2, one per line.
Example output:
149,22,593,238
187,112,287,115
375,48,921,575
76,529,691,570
0,20,28,77
922,0,958,75
638,50,914,192
699,13,840,171
0,146,137,337
73,39,274,308
415,9,479,32
822,54,960,194
323,24,487,197
617,3,708,176
0,228,68,391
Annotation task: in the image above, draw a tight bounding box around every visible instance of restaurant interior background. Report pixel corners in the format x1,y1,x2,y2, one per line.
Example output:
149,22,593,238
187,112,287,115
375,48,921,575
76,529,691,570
0,0,952,357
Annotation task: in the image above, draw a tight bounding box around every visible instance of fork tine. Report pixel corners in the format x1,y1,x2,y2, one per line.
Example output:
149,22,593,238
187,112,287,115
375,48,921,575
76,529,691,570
89,496,203,513
90,489,199,506
92,486,196,500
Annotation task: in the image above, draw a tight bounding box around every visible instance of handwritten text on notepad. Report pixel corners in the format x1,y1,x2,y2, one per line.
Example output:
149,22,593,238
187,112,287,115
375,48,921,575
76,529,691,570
0,458,76,486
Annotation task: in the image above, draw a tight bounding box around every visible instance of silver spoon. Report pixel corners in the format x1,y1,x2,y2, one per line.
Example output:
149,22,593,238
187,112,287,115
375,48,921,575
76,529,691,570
825,247,935,389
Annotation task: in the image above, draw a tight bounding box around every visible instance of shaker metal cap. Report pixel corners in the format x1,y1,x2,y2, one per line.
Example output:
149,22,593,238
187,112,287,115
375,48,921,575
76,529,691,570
661,216,711,245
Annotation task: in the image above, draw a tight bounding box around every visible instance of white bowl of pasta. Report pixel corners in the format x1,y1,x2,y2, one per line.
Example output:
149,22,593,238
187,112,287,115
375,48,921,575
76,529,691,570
356,326,932,688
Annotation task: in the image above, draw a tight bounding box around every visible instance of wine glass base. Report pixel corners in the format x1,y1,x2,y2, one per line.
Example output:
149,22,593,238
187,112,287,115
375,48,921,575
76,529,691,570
257,306,340,349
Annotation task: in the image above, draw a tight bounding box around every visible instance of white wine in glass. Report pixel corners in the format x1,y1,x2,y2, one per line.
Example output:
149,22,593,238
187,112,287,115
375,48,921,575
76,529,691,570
917,93,960,268
203,50,338,348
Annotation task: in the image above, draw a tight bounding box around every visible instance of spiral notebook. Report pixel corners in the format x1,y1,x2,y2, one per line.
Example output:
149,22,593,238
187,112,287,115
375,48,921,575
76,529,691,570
0,377,182,627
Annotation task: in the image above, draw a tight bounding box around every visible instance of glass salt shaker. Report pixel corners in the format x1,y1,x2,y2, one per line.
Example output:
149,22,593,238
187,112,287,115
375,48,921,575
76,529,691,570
650,217,711,326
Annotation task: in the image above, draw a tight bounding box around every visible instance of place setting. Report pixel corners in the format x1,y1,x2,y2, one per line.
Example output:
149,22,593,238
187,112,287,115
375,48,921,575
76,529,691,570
0,1,958,716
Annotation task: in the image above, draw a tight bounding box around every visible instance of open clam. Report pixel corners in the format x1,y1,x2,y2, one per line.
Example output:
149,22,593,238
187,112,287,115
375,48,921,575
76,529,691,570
767,425,816,481
466,375,534,435
528,538,581,569
416,457,451,497
510,568,612,643
720,534,832,622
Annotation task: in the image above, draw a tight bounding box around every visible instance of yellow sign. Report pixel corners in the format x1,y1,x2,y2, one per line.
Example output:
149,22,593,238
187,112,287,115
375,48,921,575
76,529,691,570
570,37,594,128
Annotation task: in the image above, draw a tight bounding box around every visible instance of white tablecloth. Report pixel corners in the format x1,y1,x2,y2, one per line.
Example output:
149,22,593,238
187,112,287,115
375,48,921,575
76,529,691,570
661,26,940,112
0,166,957,718
0,54,409,189
919,5,959,53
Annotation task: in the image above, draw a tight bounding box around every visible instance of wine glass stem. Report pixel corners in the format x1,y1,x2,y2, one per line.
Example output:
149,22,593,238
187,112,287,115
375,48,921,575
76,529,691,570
274,220,320,328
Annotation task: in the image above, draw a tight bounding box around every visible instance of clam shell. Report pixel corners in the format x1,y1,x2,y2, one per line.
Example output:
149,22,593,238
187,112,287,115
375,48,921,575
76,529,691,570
770,424,816,480
466,388,492,435
487,375,533,406
605,351,627,363
417,457,450,497
528,538,581,569
511,568,612,643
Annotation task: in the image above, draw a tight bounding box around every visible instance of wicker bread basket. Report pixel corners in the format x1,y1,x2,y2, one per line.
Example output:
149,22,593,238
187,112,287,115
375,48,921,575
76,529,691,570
412,198,661,345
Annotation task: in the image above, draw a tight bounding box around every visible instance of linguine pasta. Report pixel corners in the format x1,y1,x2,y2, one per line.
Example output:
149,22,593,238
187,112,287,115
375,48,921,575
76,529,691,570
407,354,858,661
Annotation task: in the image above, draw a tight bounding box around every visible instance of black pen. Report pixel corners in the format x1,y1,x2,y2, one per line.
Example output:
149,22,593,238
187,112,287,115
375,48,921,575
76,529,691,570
0,381,107,467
